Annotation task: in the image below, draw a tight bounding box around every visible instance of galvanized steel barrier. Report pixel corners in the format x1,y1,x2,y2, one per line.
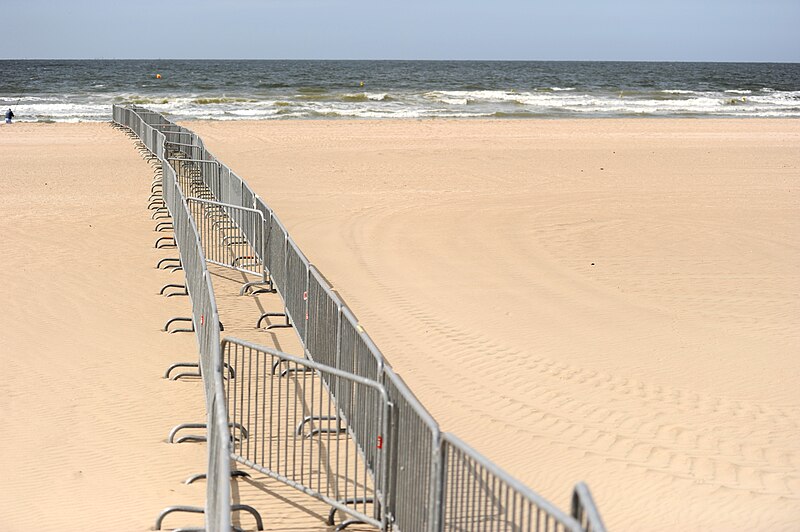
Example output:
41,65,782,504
188,197,265,278
224,338,390,530
440,433,580,532
113,105,235,531
113,105,606,532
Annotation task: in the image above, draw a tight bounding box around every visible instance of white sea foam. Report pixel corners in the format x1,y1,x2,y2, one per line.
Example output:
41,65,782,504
8,85,800,122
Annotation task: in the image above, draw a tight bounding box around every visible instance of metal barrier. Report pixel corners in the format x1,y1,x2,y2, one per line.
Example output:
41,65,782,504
306,266,342,369
571,483,607,532
381,366,441,532
113,105,606,532
188,197,265,278
113,105,235,532
223,338,390,530
440,433,582,532
284,237,310,342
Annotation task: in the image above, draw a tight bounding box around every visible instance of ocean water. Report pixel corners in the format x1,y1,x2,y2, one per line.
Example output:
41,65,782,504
1,60,799,122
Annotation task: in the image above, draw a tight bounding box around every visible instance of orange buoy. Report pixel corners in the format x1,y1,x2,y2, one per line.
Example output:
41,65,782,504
156,73,162,79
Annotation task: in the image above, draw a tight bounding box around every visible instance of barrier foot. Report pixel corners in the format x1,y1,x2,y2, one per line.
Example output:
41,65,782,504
155,236,176,249
155,222,173,232
335,519,367,531
164,362,200,380
279,366,313,378
271,358,310,375
185,469,251,484
240,278,274,296
169,422,248,444
296,415,345,438
223,362,236,379
231,255,255,267
154,505,203,530
327,497,374,527
168,423,206,444
232,504,265,531
167,290,188,298
258,312,292,330
160,283,186,296
164,316,193,333
157,257,181,269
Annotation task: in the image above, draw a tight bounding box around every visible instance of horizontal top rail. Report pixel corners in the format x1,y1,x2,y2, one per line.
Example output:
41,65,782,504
222,337,389,396
187,196,264,216
165,141,197,147
168,157,220,164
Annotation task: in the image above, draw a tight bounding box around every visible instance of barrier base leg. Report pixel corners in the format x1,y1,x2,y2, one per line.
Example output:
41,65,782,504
164,362,200,380
327,497,374,527
164,316,194,334
232,504,265,531
168,422,207,444
241,278,275,296
336,519,368,531
258,312,291,330
296,415,346,438
154,505,203,530
185,469,251,484
160,283,187,297
157,257,181,269
155,236,176,248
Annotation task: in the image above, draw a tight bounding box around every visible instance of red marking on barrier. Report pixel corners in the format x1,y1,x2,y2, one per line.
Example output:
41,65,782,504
201,314,205,326
377,436,383,449
306,312,309,320
303,291,308,301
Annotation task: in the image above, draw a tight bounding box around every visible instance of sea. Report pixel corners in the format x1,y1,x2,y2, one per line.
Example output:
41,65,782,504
1,60,799,122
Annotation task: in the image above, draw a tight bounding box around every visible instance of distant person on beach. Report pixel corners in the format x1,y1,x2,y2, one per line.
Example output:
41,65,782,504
4,108,13,124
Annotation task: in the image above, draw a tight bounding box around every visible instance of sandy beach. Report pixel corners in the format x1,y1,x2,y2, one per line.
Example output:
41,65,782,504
188,118,800,530
0,123,210,529
1,118,798,531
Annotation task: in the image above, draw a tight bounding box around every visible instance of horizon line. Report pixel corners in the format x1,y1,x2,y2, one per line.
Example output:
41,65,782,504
2,58,799,64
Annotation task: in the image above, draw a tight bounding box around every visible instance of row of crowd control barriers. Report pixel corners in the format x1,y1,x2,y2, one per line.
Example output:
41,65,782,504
112,104,606,532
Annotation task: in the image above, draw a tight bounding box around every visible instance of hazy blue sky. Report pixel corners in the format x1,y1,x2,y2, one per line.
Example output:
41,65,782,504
1,0,798,62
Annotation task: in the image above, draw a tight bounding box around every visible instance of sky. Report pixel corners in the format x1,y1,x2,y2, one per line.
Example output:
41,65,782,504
0,0,798,62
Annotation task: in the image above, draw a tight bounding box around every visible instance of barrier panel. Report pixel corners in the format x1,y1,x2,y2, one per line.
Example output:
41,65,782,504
440,433,582,532
223,338,390,529
306,266,342,369
338,306,384,383
382,367,441,532
284,237,310,342
188,197,265,278
170,158,220,200
113,105,232,532
571,483,607,532
267,215,288,298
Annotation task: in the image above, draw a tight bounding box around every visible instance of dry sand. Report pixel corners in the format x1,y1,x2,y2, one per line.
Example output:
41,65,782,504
1,119,798,531
0,123,210,530
186,118,800,531
0,122,370,531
